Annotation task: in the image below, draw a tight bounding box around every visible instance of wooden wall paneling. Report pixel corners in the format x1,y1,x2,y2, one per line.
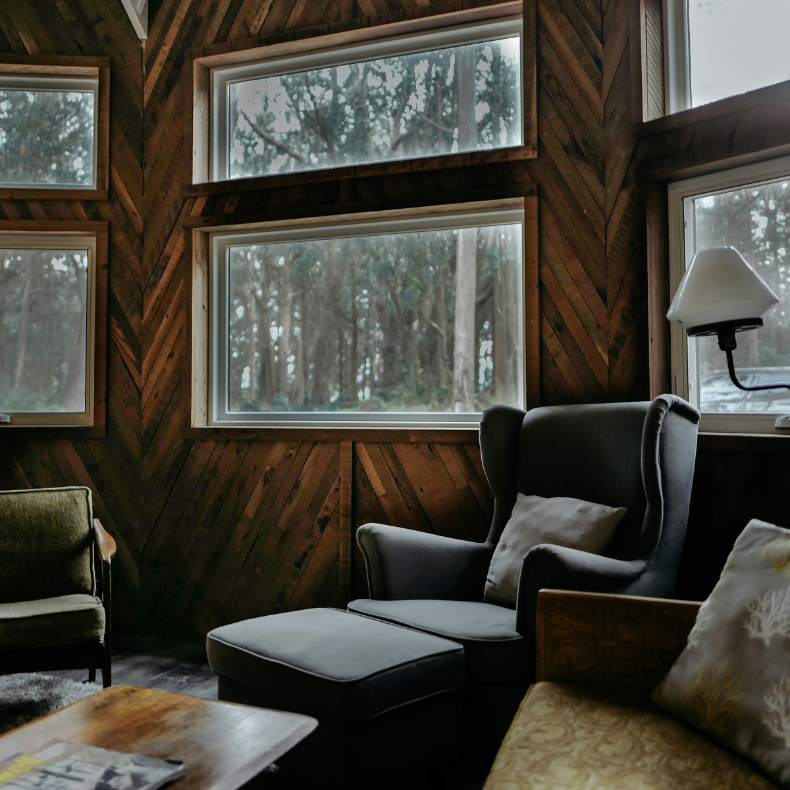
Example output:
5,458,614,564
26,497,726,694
645,180,670,397
0,0,145,631
1,0,661,639
604,0,647,401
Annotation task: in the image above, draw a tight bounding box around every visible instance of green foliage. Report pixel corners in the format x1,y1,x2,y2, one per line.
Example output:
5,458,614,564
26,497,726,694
226,224,522,415
0,90,94,186
0,249,88,413
228,37,521,178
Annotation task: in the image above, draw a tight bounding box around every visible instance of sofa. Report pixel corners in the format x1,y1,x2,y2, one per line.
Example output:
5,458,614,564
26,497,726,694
484,589,778,789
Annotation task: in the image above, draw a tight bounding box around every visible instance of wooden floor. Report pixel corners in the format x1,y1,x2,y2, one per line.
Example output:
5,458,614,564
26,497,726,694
52,635,218,698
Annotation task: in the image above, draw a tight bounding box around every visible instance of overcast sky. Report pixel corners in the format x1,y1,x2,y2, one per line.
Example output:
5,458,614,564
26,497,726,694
690,0,790,106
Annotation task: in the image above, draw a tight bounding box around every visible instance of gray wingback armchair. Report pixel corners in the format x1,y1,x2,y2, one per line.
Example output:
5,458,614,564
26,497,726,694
348,395,701,750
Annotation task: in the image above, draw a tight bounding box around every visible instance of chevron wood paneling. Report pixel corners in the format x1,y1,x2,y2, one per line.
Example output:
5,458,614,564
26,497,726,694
0,0,658,638
353,441,494,596
0,0,145,630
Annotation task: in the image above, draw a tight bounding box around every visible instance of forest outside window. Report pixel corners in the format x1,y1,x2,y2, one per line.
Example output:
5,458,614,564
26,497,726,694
208,205,525,427
669,158,790,434
209,17,523,181
0,234,97,427
0,74,98,189
664,0,790,113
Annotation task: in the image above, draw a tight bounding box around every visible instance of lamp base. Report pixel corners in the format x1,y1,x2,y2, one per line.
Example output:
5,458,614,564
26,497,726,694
686,318,763,338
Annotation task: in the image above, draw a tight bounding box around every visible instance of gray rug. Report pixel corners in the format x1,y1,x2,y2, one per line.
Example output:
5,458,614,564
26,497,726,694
0,674,99,734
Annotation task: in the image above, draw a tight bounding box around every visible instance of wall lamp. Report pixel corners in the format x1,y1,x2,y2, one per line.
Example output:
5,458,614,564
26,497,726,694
667,246,790,429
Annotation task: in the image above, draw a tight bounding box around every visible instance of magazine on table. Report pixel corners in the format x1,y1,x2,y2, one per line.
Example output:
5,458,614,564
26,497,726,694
0,740,184,790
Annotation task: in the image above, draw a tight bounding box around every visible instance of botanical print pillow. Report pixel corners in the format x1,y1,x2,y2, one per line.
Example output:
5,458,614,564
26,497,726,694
653,519,790,788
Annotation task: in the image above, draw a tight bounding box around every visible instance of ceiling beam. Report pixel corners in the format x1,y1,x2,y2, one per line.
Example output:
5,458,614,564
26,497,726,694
120,0,147,40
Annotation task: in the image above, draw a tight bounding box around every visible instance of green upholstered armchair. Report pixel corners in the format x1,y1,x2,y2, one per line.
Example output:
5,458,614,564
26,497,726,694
0,487,116,687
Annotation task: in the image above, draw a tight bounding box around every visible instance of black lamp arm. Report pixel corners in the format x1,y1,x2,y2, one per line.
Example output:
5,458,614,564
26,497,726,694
724,349,790,393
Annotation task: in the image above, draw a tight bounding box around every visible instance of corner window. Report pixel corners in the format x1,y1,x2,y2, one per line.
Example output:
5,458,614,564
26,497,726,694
0,233,98,427
207,204,525,427
0,74,98,189
669,158,790,433
665,0,790,113
210,18,523,181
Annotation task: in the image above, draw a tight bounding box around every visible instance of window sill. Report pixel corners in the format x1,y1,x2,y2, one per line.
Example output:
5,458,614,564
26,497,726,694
0,187,109,201
635,78,790,140
186,425,480,443
0,425,105,439
184,146,538,202
697,431,790,454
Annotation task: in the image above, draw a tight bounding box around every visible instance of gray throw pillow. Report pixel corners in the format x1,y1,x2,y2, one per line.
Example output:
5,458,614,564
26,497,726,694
652,519,790,788
483,493,627,607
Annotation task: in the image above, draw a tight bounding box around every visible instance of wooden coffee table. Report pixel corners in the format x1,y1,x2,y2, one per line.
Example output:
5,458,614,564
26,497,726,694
0,686,317,790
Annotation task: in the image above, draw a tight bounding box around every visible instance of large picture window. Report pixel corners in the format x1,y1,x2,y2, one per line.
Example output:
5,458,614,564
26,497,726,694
210,18,522,181
0,232,99,427
664,0,790,113
208,205,525,427
669,158,790,433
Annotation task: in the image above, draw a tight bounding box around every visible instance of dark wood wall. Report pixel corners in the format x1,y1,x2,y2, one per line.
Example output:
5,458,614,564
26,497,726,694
0,0,785,637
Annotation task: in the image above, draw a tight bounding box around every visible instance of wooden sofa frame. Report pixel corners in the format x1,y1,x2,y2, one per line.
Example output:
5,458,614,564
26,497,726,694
535,589,701,692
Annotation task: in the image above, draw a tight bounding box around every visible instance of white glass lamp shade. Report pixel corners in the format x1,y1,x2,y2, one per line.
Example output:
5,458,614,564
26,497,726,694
667,246,779,330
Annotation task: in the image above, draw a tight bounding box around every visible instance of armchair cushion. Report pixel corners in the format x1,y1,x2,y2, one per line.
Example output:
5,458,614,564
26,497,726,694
484,494,627,607
348,599,528,683
0,594,105,649
0,487,95,603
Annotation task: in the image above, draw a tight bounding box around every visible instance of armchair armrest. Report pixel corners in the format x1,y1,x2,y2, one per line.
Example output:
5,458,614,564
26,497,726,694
515,544,648,638
357,523,494,601
536,589,701,691
93,518,116,563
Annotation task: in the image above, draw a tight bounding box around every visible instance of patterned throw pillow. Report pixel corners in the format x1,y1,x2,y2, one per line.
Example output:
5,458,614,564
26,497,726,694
653,519,790,788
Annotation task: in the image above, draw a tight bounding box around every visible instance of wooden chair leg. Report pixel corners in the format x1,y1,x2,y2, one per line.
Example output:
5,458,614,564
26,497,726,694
89,668,96,683
102,643,112,688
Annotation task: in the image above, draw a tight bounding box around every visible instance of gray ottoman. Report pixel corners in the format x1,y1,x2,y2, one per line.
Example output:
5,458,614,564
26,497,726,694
206,608,465,787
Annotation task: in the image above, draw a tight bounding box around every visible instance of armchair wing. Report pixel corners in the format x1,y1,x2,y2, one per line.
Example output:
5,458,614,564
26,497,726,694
357,523,494,601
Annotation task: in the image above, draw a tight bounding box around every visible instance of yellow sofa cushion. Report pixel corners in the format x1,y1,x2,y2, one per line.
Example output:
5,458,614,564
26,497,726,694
484,682,777,790
0,594,105,649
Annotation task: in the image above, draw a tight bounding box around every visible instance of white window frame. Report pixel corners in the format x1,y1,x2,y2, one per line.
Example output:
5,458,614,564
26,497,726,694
209,16,524,183
668,156,790,435
0,74,100,190
663,0,691,114
209,203,526,428
0,233,97,427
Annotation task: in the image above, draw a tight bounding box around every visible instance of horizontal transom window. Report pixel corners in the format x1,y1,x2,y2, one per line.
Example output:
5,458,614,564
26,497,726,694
209,206,525,427
211,18,522,181
0,234,97,426
0,74,98,189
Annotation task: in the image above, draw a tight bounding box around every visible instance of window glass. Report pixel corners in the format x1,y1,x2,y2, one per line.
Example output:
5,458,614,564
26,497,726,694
223,33,521,179
215,215,524,422
0,247,89,413
688,0,790,107
0,80,96,187
686,176,790,414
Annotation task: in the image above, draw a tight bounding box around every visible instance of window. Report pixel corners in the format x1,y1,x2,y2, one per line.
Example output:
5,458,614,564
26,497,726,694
669,158,790,433
206,203,526,427
210,17,523,181
665,0,790,113
0,232,99,427
0,74,97,188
